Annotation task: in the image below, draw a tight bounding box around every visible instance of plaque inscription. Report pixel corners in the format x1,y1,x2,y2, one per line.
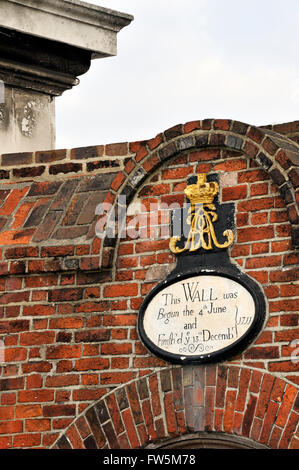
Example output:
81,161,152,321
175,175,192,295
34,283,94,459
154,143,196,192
143,274,254,358
138,271,266,364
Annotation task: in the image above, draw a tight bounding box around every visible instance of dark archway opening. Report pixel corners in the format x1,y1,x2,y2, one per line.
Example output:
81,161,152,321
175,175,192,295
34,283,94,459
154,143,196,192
147,432,269,449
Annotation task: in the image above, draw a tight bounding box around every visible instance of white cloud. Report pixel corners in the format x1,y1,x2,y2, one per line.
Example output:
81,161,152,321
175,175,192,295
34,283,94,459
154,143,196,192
56,0,299,148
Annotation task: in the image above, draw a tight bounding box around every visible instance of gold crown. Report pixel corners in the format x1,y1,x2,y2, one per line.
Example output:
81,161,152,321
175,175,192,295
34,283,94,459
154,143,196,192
184,174,219,204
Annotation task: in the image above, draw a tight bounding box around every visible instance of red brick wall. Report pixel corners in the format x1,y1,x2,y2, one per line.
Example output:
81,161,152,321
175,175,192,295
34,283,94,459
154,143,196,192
0,119,298,449
53,365,299,449
261,121,299,145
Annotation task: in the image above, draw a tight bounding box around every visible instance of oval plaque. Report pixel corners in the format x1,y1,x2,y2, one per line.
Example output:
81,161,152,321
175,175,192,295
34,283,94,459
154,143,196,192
138,271,266,364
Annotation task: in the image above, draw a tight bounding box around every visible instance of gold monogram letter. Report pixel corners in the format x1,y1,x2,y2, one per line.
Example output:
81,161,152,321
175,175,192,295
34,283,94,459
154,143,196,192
170,174,234,254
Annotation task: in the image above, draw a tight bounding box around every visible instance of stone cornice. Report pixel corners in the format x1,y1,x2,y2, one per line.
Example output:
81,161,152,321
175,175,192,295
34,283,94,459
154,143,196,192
1,0,134,58
0,57,79,96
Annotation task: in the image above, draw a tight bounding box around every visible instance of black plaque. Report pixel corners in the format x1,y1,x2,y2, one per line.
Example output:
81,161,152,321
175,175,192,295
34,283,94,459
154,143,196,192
138,173,267,365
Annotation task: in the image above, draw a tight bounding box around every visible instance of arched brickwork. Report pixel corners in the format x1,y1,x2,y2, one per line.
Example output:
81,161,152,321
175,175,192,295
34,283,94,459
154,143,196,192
53,364,299,449
99,119,299,270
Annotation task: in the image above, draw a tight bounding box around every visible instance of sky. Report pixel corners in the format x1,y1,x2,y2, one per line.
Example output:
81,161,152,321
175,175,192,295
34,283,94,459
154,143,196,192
55,0,299,149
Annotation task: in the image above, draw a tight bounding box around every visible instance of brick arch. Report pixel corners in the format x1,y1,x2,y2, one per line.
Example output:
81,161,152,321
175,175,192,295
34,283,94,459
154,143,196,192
52,364,299,449
98,119,299,269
